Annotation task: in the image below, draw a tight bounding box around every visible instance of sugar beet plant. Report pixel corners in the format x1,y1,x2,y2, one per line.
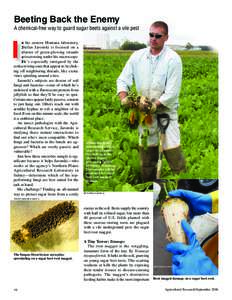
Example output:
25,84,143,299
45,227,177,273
84,51,218,191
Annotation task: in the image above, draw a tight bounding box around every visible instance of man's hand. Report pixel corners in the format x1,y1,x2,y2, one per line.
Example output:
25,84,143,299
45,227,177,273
119,91,128,105
120,96,135,108
150,102,157,113
168,189,212,218
121,96,129,106
118,92,134,108
166,220,218,275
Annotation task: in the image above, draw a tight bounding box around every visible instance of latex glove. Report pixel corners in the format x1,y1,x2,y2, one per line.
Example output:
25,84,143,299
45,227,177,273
168,189,212,218
166,220,218,275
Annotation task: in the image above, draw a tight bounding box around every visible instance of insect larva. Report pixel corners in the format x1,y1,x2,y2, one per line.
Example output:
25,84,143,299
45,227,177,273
12,201,77,245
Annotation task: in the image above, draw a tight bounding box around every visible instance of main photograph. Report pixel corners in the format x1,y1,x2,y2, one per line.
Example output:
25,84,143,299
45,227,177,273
84,21,218,192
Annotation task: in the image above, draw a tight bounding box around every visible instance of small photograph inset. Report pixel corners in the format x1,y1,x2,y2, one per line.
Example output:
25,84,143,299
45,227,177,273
11,200,79,252
153,179,218,276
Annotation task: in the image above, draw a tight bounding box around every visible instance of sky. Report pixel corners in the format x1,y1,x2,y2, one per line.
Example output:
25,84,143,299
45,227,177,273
81,5,219,48
77,0,226,49
77,0,225,49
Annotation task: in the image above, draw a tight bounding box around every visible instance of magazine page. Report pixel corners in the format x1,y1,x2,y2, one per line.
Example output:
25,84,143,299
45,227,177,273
0,0,230,299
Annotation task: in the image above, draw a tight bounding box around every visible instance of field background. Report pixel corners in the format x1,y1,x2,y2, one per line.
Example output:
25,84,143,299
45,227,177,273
84,50,218,192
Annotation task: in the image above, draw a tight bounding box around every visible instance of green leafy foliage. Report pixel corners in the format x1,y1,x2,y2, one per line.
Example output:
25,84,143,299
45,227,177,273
120,41,147,50
84,51,218,191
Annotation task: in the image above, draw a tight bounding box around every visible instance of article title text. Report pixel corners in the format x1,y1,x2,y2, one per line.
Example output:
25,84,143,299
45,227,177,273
14,15,120,25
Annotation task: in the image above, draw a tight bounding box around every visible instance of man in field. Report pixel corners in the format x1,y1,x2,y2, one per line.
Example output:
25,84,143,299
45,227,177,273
117,21,186,181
